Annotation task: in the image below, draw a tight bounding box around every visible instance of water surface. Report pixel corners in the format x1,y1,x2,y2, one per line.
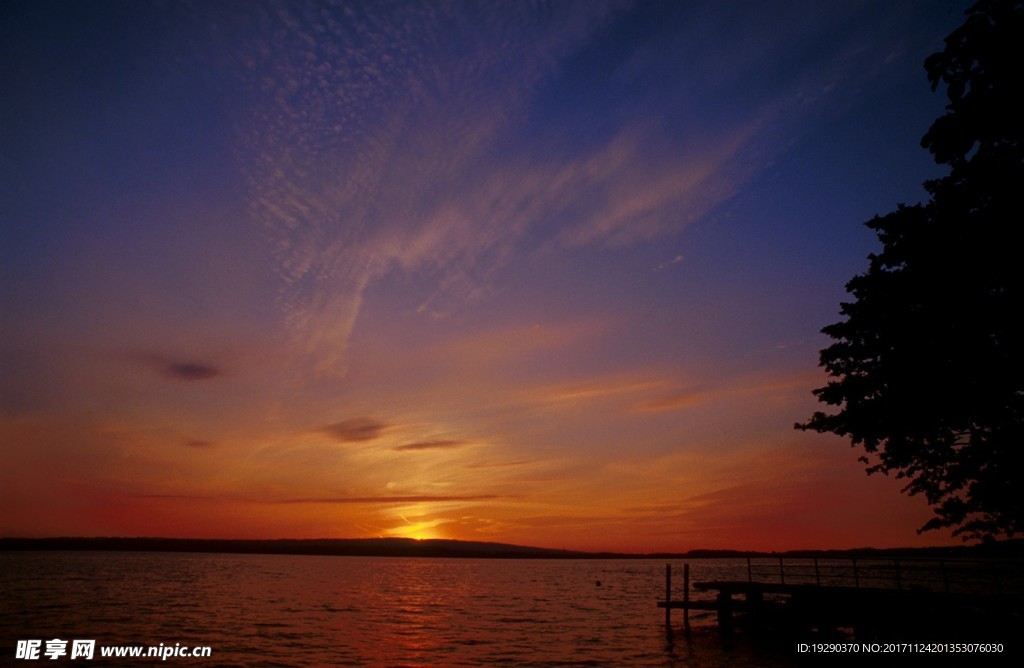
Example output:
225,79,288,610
1,552,799,666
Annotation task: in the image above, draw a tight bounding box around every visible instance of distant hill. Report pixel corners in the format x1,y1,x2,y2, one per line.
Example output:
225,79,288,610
0,536,592,559
1,536,1021,559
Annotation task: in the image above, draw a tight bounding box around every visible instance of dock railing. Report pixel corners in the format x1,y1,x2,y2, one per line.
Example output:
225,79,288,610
660,557,1024,636
741,556,1023,595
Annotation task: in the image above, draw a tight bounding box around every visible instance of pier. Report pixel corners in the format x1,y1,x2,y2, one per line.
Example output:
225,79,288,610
658,558,1023,640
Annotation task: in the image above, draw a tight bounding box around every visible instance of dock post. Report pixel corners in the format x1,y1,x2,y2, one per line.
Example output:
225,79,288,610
665,564,672,629
716,591,734,638
683,563,691,634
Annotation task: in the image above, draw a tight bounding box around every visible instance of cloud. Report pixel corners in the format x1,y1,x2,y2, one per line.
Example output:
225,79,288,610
234,0,885,381
321,417,387,443
133,353,222,381
551,124,761,248
655,255,685,271
463,459,539,470
633,388,713,413
237,3,622,377
536,376,668,405
237,3,688,378
633,371,820,413
165,363,220,381
183,439,215,448
438,320,602,370
392,440,466,452
277,494,501,504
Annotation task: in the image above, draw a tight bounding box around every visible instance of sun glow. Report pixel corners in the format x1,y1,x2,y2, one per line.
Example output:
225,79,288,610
392,525,439,541
386,513,444,541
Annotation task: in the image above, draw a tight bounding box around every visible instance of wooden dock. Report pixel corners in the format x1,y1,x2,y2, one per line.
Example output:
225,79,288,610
658,558,1023,640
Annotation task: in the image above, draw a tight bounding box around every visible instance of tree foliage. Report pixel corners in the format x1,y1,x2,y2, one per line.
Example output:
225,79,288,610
797,0,1024,540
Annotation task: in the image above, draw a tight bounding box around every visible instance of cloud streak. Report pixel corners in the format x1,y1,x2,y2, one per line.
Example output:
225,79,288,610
321,418,387,443
134,353,223,381
165,363,220,381
392,440,467,452
277,494,502,505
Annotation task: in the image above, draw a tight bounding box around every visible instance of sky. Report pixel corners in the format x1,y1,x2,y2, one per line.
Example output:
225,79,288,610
1,0,972,552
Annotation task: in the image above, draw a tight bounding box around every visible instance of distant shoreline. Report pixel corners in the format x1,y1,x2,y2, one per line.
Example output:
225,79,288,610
2,536,1022,560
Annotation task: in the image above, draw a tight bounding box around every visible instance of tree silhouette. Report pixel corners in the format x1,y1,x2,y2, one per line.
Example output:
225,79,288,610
797,0,1024,540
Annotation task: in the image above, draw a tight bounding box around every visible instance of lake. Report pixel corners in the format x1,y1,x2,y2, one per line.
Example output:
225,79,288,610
0,552,803,666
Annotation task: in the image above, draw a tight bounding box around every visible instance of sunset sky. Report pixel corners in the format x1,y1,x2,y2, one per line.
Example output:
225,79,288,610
2,0,970,552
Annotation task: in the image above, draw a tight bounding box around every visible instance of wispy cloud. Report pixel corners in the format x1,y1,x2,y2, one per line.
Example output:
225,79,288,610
392,440,467,452
164,363,220,381
552,124,762,248
655,255,685,271
463,459,539,470
633,371,821,413
633,387,713,413
235,1,799,378
277,494,502,505
437,320,603,370
134,353,222,381
533,375,669,406
239,3,624,376
321,418,387,443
